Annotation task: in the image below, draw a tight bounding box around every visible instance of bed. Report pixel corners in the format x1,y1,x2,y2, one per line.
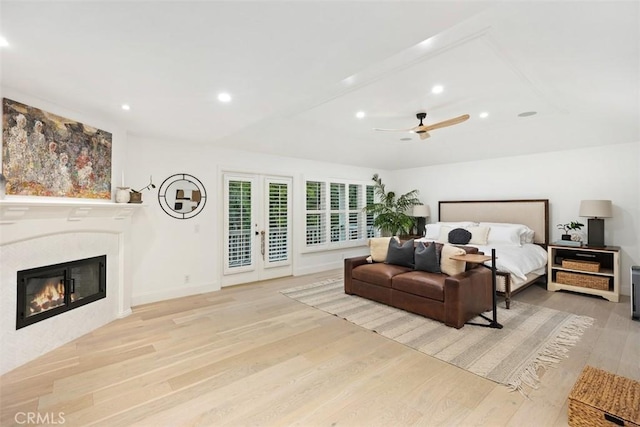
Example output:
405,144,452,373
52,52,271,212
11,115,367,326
422,199,550,309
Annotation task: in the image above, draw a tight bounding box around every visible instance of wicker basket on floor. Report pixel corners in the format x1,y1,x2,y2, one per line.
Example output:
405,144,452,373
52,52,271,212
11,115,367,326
556,271,609,290
568,365,640,427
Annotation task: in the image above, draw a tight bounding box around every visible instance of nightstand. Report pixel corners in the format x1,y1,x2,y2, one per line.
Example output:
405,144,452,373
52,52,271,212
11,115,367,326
547,245,620,302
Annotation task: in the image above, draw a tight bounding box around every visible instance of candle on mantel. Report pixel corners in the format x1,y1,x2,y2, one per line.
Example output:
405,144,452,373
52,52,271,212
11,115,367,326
121,171,125,187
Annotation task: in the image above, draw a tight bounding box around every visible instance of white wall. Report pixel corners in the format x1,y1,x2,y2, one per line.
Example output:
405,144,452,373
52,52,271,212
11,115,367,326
127,136,378,305
389,142,640,296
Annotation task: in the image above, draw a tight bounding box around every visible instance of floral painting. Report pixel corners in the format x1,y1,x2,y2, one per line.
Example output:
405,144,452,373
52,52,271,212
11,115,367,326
2,98,112,199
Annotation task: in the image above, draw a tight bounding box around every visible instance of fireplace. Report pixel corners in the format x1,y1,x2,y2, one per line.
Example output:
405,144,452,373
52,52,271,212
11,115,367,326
16,255,107,329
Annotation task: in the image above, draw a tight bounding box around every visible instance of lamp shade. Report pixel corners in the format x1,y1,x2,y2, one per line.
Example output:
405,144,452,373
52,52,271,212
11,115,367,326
412,205,430,217
579,200,613,218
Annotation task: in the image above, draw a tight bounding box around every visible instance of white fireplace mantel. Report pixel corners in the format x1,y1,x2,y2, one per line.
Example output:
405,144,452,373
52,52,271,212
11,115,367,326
0,199,145,223
0,198,143,374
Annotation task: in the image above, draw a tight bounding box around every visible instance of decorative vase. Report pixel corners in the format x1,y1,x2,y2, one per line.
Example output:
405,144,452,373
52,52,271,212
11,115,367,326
129,191,142,204
115,187,131,203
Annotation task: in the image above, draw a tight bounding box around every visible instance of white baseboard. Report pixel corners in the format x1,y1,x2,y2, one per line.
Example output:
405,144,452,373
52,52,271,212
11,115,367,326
131,282,219,306
294,261,343,277
117,308,132,319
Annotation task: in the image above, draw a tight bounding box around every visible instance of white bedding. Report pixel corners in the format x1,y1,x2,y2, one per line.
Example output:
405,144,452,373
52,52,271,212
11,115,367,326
471,243,548,287
416,239,548,287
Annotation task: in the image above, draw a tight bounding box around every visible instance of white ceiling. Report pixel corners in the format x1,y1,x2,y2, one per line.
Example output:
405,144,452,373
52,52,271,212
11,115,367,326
1,1,638,170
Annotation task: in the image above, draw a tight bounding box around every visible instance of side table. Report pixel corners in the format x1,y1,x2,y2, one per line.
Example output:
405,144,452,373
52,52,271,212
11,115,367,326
450,249,503,329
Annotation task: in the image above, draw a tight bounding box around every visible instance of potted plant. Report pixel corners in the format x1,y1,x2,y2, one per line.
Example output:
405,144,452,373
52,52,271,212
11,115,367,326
557,221,584,241
363,174,421,236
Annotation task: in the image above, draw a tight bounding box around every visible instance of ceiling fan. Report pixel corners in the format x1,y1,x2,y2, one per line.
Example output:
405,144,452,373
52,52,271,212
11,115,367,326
374,112,470,140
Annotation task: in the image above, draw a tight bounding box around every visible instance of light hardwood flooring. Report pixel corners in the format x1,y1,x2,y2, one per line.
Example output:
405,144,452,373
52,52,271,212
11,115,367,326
1,270,638,427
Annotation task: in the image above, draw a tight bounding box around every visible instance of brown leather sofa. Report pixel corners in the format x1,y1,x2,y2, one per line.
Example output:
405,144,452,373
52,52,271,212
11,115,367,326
344,246,493,329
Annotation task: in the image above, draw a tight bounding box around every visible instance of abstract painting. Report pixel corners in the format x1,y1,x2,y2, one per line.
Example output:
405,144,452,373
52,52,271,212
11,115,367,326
2,98,112,199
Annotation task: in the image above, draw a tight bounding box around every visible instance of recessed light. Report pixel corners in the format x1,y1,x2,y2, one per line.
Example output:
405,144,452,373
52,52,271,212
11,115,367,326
356,111,366,119
0,36,8,48
218,93,232,103
518,111,537,117
479,112,489,119
121,104,130,111
431,85,444,94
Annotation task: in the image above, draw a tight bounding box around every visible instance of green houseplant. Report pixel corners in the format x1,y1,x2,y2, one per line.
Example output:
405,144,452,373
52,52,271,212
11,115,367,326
364,174,421,236
557,221,584,241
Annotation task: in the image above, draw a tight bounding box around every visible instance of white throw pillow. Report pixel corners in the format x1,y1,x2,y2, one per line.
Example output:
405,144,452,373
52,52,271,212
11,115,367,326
424,223,441,240
368,237,398,262
487,226,522,246
440,244,467,276
437,226,453,243
467,226,491,245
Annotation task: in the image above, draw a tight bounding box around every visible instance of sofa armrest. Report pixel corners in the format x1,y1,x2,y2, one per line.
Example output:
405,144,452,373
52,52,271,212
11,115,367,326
443,267,493,328
344,256,369,294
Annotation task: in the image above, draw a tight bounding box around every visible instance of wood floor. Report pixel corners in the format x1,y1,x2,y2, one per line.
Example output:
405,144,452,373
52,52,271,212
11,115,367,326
1,270,638,427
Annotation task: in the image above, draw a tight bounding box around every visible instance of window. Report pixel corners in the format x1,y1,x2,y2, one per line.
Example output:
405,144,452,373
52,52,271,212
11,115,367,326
305,179,373,249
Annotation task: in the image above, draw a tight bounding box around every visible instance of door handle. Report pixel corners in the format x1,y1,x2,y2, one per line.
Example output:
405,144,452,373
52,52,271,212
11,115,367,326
260,230,266,259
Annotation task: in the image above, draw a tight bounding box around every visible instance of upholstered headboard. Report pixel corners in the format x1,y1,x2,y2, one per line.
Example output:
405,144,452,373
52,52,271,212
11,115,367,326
438,199,549,245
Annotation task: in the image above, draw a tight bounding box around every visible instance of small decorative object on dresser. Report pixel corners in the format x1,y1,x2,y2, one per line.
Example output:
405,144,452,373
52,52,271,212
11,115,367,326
557,221,584,241
115,187,131,203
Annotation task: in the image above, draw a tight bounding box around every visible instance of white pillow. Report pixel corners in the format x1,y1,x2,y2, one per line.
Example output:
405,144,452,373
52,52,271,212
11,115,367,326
521,229,536,244
437,221,478,227
487,226,522,246
467,226,491,245
425,223,441,240
437,226,453,243
440,244,467,276
368,237,398,262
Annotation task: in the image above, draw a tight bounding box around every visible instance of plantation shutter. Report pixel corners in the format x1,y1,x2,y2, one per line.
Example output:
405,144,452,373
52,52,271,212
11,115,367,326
225,178,253,272
306,181,326,246
266,179,291,266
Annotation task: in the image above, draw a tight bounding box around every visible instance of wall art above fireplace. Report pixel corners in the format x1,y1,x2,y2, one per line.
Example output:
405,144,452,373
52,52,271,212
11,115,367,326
16,255,107,329
2,98,112,199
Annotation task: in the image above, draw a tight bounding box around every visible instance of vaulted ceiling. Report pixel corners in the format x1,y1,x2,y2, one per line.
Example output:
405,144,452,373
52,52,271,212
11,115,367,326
1,1,638,169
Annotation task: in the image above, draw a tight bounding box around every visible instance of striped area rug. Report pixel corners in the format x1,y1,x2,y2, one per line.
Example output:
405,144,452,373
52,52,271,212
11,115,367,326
281,277,594,392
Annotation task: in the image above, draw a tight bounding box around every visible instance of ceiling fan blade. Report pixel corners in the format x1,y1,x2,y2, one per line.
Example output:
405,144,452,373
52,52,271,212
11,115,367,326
419,132,431,140
373,127,415,132
423,114,470,132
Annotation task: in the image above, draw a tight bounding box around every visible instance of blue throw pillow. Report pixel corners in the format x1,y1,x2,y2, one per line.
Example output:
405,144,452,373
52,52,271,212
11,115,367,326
414,242,441,273
385,239,415,268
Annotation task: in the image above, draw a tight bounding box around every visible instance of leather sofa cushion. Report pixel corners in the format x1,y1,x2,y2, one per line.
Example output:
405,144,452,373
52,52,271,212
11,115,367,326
391,271,446,302
352,263,412,288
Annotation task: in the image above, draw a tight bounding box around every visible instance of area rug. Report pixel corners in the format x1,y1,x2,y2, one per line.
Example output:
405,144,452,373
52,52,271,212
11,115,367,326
281,278,594,392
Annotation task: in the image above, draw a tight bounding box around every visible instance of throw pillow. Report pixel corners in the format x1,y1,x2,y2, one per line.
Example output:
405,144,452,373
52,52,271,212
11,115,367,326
467,226,491,245
440,244,466,276
448,228,472,245
437,225,453,243
385,239,415,268
368,237,397,262
414,242,440,273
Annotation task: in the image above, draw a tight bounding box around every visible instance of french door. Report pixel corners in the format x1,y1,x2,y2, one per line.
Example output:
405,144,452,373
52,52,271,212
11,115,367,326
222,173,292,287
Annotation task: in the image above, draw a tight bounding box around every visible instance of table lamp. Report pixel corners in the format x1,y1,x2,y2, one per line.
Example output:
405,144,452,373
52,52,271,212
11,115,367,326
579,200,612,247
412,205,431,236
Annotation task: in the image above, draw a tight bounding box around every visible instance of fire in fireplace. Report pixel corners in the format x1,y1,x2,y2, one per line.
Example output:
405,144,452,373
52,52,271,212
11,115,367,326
16,255,106,329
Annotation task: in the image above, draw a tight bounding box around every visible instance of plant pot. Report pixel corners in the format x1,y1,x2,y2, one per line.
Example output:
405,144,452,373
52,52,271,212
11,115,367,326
561,234,572,241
